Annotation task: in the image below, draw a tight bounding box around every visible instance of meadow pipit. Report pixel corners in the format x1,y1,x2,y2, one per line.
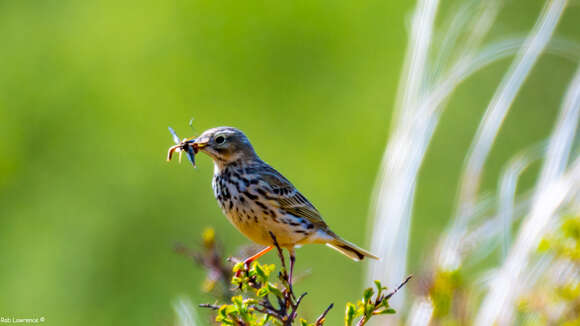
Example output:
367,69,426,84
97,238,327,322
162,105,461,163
168,127,378,279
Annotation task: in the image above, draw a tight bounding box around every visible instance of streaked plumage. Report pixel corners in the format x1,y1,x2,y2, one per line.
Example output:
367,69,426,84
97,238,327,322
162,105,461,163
192,127,378,263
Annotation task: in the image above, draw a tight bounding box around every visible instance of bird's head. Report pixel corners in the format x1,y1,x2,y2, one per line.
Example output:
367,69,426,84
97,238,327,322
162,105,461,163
193,127,258,166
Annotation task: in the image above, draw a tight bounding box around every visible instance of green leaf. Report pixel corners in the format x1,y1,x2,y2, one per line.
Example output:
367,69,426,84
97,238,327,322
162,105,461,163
364,302,374,317
375,307,396,315
345,302,357,326
362,287,374,303
374,280,387,298
256,286,270,297
232,295,244,309
218,305,229,318
231,276,242,285
233,262,244,273
255,263,267,281
267,282,283,298
374,280,382,290
380,299,390,309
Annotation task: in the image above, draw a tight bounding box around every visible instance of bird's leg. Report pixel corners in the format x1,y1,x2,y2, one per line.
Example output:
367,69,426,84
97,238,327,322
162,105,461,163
244,246,274,265
288,248,296,285
235,246,274,277
287,247,296,298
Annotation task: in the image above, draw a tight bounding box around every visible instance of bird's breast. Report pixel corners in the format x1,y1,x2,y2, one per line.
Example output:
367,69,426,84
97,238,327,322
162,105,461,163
211,165,314,246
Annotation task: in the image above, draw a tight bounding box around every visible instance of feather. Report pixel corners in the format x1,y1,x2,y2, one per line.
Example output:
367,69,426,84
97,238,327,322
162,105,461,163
256,164,328,228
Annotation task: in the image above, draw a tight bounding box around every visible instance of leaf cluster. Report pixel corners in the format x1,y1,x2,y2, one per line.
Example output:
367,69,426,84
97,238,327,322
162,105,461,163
189,230,410,326
202,259,331,326
515,214,580,325
538,215,580,262
345,278,410,326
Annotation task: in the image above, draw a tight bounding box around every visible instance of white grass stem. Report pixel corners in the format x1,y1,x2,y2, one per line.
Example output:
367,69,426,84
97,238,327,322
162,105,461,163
395,0,440,125
367,1,511,315
173,297,201,326
442,0,568,271
456,0,568,225
430,1,476,82
475,150,580,324
498,143,546,257
535,66,580,193
464,192,533,264
369,0,577,323
367,0,440,314
407,298,434,326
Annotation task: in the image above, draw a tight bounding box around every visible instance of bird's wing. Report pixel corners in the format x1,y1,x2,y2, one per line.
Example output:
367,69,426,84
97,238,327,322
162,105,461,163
257,165,328,228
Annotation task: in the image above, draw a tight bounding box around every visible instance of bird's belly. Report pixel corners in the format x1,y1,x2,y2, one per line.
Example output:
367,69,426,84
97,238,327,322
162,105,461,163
224,205,309,247
213,169,314,247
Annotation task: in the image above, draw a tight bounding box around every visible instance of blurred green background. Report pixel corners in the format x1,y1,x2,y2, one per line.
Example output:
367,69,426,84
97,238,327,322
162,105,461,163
0,0,578,325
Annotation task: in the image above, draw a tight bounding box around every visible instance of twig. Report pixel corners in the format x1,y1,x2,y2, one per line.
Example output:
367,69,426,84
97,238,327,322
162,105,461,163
287,292,308,326
269,232,288,272
384,275,413,300
315,303,334,326
250,305,286,323
269,231,297,299
199,303,221,310
174,239,233,299
355,276,413,326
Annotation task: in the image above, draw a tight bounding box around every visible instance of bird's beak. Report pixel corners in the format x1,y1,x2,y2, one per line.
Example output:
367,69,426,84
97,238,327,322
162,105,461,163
193,137,210,150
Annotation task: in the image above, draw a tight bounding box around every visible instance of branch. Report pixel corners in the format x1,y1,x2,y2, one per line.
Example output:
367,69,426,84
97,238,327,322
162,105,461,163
199,303,221,310
315,303,334,326
384,275,413,301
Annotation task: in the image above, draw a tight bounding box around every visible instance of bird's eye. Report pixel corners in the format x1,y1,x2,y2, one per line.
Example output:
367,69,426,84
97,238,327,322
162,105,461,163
215,135,226,144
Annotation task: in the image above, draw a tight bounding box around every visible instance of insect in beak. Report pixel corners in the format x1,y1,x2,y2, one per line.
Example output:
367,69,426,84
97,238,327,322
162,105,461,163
167,127,198,167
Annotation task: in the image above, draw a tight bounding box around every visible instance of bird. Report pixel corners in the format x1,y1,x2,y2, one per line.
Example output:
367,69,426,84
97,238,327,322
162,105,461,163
186,126,378,279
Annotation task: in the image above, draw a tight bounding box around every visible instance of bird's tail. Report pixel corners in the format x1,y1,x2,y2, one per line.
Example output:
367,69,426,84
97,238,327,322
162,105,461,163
326,236,379,261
